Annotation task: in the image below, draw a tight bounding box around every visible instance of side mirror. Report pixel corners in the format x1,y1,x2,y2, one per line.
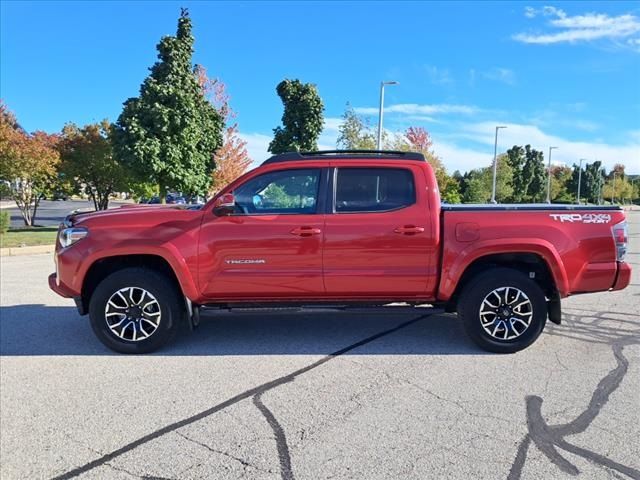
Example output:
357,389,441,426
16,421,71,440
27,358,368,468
213,193,236,216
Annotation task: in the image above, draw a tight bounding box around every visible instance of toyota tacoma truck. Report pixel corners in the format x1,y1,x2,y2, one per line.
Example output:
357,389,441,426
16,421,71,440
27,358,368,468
49,150,631,354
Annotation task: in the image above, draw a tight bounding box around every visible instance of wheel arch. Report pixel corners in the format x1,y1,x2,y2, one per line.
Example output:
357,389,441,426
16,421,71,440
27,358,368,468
80,254,185,315
443,252,560,314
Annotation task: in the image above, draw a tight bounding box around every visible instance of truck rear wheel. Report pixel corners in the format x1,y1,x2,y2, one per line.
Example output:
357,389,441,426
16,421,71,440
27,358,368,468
458,268,547,353
88,268,183,354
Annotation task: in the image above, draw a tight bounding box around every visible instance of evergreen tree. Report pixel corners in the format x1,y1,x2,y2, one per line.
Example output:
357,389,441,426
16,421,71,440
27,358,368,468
112,9,223,202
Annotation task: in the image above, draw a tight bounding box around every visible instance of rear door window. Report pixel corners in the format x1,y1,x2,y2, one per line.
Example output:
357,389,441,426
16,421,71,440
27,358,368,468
334,168,416,213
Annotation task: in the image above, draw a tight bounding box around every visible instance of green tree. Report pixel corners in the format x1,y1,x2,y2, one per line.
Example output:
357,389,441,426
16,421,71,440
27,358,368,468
336,103,376,150
505,145,526,202
59,120,127,210
460,159,513,203
112,9,223,202
269,79,324,154
462,169,491,203
522,145,546,202
584,161,605,204
493,154,515,202
550,165,573,203
602,165,633,204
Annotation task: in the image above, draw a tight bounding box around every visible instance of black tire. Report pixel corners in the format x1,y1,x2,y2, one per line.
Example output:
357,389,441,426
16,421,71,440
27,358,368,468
89,268,183,354
458,268,547,353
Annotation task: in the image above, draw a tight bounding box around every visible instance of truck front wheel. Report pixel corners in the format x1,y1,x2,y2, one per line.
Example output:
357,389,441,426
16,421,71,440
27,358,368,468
88,268,183,354
458,268,547,353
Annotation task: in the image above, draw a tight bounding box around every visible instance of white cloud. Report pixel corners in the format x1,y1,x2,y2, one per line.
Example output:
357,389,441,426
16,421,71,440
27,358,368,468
322,117,343,132
480,67,516,85
405,115,440,123
425,65,454,85
240,120,640,176
445,121,640,172
238,132,272,167
515,6,640,48
468,68,477,87
238,125,340,166
432,141,492,173
354,103,479,116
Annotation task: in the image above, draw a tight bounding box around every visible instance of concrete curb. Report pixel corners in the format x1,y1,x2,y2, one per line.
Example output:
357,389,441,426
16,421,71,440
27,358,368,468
0,244,55,257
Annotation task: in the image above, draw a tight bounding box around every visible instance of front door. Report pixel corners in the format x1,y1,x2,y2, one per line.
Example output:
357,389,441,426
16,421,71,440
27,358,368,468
198,167,326,300
323,165,438,298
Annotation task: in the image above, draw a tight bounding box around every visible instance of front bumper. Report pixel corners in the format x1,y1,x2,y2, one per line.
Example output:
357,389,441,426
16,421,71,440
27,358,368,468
48,273,86,315
611,262,631,291
48,273,75,298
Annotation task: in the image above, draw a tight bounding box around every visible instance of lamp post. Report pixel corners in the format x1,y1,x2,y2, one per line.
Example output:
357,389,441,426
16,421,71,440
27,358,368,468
577,158,586,204
612,172,618,204
597,168,603,204
490,126,507,204
545,146,558,203
377,81,399,150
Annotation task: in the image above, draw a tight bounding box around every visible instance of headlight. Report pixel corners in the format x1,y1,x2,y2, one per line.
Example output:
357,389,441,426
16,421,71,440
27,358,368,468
59,227,88,248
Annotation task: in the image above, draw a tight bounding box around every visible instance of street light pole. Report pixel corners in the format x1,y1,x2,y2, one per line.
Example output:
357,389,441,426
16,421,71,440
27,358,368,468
377,81,398,150
612,172,618,204
577,158,586,204
596,168,604,205
545,146,558,204
490,126,507,204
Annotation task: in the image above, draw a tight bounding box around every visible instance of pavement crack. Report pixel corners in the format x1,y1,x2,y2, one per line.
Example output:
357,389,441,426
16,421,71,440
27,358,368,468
102,461,148,479
49,314,429,480
507,337,640,480
253,392,295,480
347,358,512,426
554,351,569,371
175,431,268,473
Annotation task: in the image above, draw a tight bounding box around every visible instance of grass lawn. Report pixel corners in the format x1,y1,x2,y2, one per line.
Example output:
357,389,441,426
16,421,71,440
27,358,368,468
0,227,58,248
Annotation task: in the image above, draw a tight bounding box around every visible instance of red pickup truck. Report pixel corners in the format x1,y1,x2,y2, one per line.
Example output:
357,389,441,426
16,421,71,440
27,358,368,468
49,150,631,354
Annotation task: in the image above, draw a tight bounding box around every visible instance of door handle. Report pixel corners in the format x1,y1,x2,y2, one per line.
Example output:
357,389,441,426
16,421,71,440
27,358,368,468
394,225,425,235
290,226,322,237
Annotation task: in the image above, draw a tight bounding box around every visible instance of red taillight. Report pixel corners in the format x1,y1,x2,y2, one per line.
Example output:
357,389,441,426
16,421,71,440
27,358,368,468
612,220,628,261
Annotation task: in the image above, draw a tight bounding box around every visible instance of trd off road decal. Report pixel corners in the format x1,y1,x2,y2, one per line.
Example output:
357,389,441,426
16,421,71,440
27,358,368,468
549,213,611,224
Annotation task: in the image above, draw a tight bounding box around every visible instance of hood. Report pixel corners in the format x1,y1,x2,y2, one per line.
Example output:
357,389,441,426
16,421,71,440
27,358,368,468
65,204,201,227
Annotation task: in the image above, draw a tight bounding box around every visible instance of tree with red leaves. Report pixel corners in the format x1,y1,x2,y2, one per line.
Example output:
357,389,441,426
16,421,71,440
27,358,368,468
0,102,60,225
195,65,252,196
401,126,460,202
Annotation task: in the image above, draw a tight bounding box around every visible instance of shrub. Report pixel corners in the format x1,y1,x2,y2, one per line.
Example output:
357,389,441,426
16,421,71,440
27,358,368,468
0,211,9,235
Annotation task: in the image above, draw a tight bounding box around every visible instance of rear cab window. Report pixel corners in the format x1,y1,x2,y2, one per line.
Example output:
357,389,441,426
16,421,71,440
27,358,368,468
334,167,416,213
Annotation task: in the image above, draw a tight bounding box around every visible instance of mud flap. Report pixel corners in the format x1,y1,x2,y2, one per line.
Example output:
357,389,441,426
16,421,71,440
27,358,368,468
547,292,562,325
184,298,200,331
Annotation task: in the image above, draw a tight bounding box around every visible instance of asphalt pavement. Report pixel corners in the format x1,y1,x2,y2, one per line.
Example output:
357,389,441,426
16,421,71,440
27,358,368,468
1,199,130,228
0,212,638,479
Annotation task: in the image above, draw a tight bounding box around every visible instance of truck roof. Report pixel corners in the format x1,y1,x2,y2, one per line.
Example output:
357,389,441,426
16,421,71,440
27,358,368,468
261,150,426,165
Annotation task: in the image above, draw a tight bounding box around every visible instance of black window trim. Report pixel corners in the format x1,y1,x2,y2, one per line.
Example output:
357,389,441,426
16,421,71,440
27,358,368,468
228,167,328,216
329,166,417,214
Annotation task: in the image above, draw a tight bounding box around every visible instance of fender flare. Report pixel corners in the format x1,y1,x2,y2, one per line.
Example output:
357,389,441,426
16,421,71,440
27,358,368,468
437,238,569,302
74,244,200,302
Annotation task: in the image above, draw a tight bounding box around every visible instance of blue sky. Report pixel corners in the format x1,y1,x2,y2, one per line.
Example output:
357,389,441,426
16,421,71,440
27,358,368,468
1,1,639,173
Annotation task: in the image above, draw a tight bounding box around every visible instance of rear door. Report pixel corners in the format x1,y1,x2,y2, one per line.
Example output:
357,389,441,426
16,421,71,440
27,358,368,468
198,167,327,300
322,163,438,298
